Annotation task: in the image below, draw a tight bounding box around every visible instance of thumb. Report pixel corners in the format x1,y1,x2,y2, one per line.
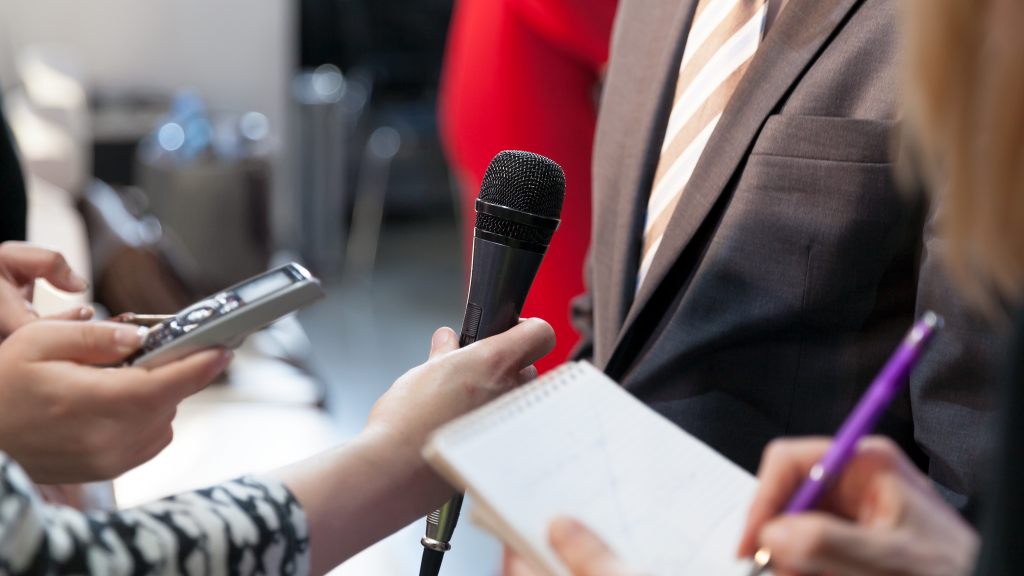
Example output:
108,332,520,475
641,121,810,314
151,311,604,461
759,513,892,576
13,321,148,364
549,517,639,576
428,327,459,360
469,318,556,376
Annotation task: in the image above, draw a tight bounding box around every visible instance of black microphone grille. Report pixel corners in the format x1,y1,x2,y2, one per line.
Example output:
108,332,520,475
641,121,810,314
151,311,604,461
475,151,566,247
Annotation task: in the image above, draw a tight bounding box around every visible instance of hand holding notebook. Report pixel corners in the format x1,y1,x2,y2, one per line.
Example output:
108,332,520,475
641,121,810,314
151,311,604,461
423,361,764,576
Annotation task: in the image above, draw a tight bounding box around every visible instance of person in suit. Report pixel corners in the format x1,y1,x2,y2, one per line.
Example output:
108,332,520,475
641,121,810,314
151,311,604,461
569,0,996,509
510,0,1024,574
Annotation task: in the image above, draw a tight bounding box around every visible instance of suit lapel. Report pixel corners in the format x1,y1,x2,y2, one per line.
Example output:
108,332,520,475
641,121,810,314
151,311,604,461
595,0,699,366
610,0,864,360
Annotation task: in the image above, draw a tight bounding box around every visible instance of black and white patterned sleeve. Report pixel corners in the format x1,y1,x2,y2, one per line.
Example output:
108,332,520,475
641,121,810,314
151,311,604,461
0,452,310,576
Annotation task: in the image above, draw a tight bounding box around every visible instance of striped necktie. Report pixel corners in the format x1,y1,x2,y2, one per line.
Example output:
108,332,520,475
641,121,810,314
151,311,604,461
636,0,768,291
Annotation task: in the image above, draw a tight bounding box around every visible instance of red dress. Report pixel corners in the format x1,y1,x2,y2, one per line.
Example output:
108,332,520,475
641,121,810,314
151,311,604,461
439,0,618,373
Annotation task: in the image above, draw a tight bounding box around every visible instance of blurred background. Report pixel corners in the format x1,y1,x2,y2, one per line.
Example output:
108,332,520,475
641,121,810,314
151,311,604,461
0,0,483,573
0,0,614,572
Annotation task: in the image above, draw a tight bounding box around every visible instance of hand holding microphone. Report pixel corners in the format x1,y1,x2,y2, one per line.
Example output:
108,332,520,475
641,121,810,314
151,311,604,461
419,150,566,575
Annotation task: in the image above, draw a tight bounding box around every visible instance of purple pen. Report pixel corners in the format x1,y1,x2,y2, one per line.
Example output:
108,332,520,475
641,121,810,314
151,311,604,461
749,311,943,575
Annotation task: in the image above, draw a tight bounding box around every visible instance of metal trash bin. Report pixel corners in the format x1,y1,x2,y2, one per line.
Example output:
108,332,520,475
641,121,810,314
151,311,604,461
136,92,273,295
292,64,370,279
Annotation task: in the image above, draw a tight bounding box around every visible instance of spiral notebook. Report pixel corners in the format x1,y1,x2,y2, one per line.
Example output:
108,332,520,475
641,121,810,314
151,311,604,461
423,361,765,576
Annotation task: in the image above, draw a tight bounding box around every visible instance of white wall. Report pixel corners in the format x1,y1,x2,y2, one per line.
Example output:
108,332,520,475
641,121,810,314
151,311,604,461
0,0,298,246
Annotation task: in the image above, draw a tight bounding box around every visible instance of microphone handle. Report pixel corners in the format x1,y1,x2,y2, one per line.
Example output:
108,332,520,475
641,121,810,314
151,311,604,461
419,234,546,575
457,235,547,347
420,493,464,574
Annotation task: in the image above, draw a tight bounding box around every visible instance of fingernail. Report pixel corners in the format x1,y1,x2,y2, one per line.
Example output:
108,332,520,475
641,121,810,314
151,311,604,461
79,305,94,320
67,270,89,292
431,328,451,350
213,349,234,369
114,324,149,352
549,517,584,544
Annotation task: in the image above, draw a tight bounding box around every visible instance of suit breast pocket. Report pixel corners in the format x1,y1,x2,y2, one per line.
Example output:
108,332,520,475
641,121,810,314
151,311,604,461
751,115,898,163
730,114,908,329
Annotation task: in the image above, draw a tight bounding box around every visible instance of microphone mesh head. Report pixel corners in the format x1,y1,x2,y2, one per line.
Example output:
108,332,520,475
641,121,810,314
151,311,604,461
476,151,566,246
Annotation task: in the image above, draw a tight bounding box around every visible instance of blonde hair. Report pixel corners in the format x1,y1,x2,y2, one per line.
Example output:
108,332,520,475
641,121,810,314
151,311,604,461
904,0,1024,309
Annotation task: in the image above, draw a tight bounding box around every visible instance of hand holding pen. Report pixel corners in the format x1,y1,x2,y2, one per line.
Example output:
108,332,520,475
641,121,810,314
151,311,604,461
740,312,955,575
737,435,979,576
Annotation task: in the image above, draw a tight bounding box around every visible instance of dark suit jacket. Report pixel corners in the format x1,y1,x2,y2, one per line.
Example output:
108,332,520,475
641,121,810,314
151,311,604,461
973,313,1024,574
572,0,998,507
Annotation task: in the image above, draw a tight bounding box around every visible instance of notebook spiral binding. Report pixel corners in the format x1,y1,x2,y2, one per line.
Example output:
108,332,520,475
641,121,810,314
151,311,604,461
432,362,589,444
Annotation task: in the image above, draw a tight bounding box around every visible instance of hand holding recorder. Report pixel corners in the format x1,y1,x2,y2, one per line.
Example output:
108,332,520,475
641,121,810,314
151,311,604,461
0,243,325,484
0,242,230,483
0,320,232,483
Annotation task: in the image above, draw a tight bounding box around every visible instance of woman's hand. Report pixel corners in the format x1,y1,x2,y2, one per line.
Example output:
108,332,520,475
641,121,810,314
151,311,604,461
274,318,556,575
0,242,93,338
738,436,980,576
365,318,554,454
0,320,232,483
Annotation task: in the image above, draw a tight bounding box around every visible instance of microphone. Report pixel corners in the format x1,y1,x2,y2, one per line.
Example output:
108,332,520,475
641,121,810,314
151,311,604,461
419,150,566,576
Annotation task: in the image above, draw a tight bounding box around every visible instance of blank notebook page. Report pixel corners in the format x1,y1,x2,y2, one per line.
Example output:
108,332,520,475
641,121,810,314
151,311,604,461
426,362,761,576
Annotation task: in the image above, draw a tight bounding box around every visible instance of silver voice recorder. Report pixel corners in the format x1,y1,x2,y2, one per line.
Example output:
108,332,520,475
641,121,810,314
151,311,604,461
130,263,325,369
